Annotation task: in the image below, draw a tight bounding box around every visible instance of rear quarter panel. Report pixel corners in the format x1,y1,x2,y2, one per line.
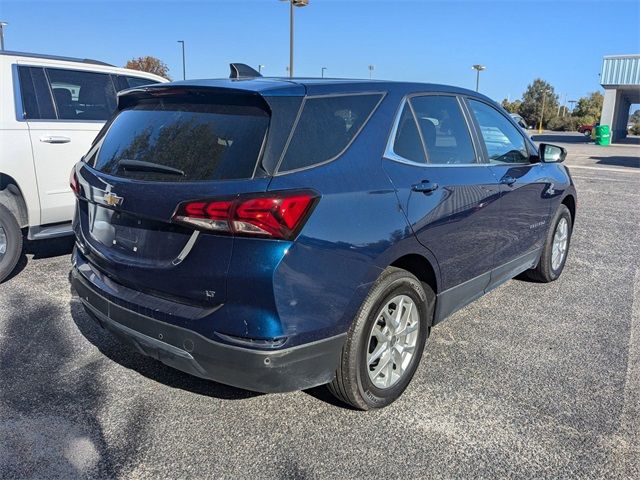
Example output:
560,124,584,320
261,92,440,344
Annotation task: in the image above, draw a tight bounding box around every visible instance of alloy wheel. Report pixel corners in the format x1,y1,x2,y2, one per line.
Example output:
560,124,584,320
0,225,6,259
367,294,420,389
551,217,569,271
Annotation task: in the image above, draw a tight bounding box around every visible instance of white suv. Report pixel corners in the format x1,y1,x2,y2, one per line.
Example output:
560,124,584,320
0,51,167,281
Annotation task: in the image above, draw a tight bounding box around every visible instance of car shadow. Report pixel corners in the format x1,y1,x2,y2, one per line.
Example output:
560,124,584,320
1,290,152,478
27,235,75,259
1,235,75,284
592,155,640,168
69,292,263,402
303,385,356,410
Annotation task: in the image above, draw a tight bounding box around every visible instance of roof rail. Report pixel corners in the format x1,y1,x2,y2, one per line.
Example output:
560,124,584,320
229,63,262,79
0,50,114,67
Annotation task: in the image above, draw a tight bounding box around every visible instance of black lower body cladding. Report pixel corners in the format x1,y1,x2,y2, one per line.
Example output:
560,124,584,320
71,267,345,393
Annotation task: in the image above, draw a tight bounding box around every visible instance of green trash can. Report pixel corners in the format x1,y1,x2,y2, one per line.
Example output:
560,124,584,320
595,125,611,145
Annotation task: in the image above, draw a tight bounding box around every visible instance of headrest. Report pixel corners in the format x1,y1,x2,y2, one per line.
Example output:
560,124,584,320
53,88,72,105
78,86,105,105
418,118,436,149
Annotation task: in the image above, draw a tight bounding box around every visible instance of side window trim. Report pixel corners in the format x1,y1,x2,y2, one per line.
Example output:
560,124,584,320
462,96,532,165
458,95,489,164
385,92,486,167
13,64,29,121
108,74,120,95
383,97,427,166
42,67,61,120
274,91,387,176
407,97,431,163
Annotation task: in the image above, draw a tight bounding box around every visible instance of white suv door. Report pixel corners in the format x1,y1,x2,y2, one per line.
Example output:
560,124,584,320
18,65,117,225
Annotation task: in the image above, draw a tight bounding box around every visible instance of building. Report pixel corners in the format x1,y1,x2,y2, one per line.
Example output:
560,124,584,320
600,54,640,141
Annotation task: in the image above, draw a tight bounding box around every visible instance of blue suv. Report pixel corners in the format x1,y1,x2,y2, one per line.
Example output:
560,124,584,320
70,67,576,410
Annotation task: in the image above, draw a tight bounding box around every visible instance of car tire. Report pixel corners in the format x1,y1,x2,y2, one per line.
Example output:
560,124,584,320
524,204,572,283
328,266,434,410
0,204,23,283
583,130,591,137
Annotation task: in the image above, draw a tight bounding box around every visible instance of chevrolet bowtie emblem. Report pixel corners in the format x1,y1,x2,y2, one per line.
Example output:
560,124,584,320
103,192,123,207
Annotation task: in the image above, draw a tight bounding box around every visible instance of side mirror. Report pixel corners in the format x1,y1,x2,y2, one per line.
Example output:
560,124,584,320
539,143,566,163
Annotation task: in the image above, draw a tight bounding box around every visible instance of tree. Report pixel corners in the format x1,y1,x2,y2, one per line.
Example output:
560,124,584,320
629,109,640,124
501,99,522,114
573,91,604,122
518,79,559,129
125,56,171,80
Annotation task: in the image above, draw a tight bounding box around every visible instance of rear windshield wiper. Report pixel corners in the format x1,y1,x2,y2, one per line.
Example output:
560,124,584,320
118,159,185,176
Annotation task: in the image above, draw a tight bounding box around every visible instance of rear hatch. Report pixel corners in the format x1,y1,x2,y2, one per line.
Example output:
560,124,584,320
74,88,274,306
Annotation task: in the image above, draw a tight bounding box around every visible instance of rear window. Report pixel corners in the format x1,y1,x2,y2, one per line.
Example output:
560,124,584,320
90,99,269,182
277,93,383,173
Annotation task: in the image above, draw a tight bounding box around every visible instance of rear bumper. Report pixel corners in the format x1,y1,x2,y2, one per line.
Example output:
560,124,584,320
71,267,345,393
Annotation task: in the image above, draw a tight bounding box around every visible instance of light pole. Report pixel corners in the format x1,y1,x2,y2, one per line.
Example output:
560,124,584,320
258,64,265,74
557,92,567,117
368,65,374,79
0,22,8,51
538,89,551,134
280,0,309,78
472,64,485,92
321,66,327,78
177,40,186,80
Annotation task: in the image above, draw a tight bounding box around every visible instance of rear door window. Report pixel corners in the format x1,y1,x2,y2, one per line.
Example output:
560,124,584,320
45,68,117,121
409,95,477,164
17,66,56,120
392,102,427,164
277,93,383,173
89,98,269,182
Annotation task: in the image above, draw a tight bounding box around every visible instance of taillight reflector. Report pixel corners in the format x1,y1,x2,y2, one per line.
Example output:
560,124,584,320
70,168,79,195
172,191,318,240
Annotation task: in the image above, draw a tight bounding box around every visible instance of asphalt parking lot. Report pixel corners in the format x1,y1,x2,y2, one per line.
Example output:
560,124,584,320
1,132,639,479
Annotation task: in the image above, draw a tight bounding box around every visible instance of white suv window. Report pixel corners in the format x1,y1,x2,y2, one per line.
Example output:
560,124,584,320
46,68,117,121
17,66,56,120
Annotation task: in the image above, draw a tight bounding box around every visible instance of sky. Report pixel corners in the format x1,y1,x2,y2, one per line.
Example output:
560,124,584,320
1,0,639,105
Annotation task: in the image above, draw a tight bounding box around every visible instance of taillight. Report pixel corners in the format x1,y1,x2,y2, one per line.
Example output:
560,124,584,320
70,168,79,195
172,191,318,240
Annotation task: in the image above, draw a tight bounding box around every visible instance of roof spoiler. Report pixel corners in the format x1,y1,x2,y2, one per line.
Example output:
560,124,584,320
229,63,262,79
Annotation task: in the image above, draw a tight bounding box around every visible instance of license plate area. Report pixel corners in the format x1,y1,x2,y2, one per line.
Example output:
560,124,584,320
86,203,191,260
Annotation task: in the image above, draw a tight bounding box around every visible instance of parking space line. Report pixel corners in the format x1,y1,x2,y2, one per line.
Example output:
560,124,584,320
614,269,640,473
571,175,640,184
567,165,640,175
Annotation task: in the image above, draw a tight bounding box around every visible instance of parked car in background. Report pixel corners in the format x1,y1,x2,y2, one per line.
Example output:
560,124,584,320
70,66,577,410
0,51,167,282
578,122,598,136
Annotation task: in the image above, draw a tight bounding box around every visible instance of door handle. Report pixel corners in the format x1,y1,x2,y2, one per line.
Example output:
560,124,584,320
411,180,439,194
40,135,71,144
500,175,517,186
